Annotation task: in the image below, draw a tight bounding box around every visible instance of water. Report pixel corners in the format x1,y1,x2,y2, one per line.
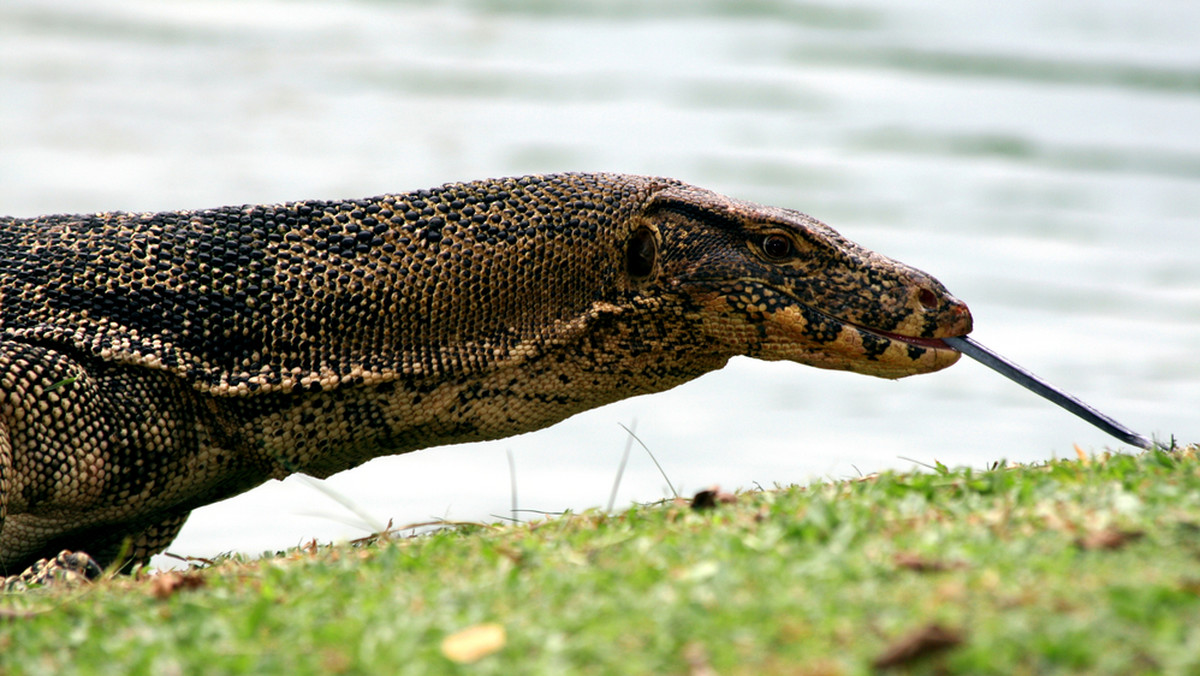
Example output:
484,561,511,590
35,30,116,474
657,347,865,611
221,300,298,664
1,0,1196,567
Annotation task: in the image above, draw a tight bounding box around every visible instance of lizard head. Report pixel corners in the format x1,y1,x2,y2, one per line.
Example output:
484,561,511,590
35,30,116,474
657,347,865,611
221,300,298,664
625,181,973,379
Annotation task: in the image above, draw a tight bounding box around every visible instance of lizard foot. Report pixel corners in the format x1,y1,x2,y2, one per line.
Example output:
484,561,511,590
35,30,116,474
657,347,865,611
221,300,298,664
3,550,104,592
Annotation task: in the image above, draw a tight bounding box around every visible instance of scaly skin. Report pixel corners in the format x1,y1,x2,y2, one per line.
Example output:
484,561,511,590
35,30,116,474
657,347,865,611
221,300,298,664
0,173,971,583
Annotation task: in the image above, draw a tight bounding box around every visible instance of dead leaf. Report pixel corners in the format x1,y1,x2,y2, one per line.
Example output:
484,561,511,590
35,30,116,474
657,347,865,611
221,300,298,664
1074,444,1089,464
441,623,506,663
148,571,207,599
1178,579,1200,596
873,623,964,669
754,505,770,523
682,642,717,676
1076,528,1145,551
893,552,965,573
691,486,737,510
320,648,352,673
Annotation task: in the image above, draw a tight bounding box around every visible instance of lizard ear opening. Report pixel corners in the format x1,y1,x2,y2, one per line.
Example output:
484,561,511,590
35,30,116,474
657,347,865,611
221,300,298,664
625,227,658,282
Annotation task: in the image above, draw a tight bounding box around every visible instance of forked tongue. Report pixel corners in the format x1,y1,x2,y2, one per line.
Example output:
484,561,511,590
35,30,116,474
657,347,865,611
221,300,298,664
941,335,1153,450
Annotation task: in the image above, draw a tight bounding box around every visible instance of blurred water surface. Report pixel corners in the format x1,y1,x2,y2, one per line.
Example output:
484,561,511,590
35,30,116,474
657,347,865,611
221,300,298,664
1,0,1196,565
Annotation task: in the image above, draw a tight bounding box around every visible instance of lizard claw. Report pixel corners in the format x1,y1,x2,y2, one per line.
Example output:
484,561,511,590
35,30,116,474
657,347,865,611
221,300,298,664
3,550,103,592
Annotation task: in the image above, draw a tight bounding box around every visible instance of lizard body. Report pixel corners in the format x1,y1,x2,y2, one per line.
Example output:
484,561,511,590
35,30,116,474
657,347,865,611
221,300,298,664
0,172,971,581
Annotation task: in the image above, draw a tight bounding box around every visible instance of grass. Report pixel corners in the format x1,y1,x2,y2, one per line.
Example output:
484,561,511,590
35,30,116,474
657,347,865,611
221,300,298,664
4,445,1200,675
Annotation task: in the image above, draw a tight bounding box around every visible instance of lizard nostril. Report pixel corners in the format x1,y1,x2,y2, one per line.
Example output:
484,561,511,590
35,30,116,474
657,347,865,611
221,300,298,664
917,288,939,311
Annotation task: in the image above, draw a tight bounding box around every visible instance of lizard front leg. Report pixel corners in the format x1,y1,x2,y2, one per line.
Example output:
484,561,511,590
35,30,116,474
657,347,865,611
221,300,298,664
0,339,251,590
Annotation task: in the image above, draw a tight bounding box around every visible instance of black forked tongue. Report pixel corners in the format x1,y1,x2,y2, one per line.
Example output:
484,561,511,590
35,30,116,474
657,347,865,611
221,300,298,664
942,335,1153,450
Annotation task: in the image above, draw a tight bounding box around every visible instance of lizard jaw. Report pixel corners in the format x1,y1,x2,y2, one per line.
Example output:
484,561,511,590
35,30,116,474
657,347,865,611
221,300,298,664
760,300,970,378
689,294,965,378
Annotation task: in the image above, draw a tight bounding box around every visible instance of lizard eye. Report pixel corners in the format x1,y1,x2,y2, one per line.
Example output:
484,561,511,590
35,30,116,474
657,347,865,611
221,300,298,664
625,227,657,280
761,234,793,261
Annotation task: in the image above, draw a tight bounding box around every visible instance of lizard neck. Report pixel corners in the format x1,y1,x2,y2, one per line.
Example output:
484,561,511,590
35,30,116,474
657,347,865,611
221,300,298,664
238,296,730,479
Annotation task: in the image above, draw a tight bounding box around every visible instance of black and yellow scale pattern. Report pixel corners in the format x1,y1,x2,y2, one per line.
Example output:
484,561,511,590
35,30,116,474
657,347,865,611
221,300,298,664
0,172,971,585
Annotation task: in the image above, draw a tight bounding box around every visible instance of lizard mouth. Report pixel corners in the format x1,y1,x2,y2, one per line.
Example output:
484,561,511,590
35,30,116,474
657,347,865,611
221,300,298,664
690,280,971,374
753,277,972,354
800,302,972,376
797,300,965,354
836,320,967,376
859,326,956,351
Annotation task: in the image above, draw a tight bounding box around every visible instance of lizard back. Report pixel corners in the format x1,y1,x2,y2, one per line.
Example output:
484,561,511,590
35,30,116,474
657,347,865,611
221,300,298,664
0,173,664,396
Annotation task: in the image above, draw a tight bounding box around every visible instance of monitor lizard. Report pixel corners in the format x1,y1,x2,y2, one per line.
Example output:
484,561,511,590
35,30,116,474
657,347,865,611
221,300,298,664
0,172,971,588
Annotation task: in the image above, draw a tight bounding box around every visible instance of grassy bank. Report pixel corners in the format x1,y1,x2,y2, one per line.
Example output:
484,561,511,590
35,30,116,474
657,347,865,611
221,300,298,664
4,446,1200,675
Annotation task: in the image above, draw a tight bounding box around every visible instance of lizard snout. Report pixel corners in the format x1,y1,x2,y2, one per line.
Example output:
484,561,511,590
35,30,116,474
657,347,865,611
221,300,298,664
902,281,973,340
